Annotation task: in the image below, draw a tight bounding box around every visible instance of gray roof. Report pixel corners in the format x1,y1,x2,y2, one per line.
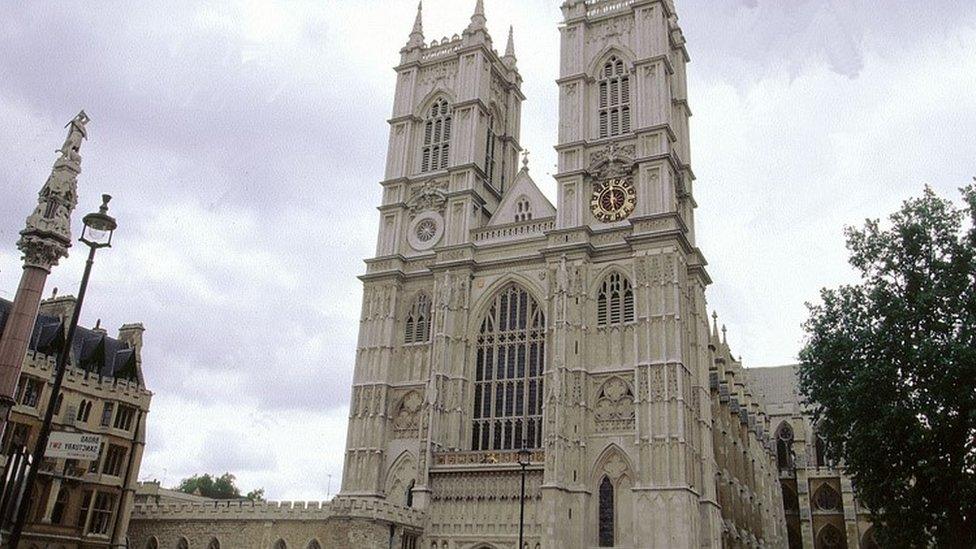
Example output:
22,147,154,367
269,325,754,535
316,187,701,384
745,365,800,407
0,298,138,382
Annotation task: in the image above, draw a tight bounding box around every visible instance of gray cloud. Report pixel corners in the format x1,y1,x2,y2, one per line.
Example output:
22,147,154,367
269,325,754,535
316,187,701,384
1,0,974,499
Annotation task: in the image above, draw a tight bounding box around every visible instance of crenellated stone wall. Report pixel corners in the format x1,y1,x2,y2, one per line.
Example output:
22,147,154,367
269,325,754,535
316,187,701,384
127,497,426,549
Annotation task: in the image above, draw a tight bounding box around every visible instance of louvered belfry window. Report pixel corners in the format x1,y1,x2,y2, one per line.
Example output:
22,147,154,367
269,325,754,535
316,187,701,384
598,56,631,139
472,284,546,451
404,293,432,344
422,99,452,172
597,272,635,327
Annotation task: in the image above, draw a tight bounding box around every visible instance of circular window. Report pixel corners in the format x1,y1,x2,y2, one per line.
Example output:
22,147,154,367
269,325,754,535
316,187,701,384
416,219,437,242
408,212,444,251
814,485,842,511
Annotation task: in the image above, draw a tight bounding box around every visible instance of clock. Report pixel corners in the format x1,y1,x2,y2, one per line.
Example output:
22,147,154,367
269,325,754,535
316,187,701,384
590,177,637,223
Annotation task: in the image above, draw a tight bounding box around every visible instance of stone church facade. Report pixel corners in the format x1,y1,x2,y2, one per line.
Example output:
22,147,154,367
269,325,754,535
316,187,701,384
123,0,880,547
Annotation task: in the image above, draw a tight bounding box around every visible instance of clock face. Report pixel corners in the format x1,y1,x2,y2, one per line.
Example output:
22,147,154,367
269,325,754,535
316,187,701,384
590,177,637,223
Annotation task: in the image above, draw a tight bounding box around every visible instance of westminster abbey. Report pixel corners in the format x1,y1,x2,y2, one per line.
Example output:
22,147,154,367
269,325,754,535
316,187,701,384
127,1,878,547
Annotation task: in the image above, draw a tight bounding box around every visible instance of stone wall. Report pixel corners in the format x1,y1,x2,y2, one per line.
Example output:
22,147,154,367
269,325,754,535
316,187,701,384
127,498,425,549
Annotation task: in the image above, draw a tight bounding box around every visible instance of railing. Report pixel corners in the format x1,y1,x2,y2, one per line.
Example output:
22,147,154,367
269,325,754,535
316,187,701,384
585,0,638,17
432,449,545,467
472,219,554,244
421,39,462,62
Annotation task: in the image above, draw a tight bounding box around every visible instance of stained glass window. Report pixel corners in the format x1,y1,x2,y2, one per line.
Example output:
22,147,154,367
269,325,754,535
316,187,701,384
598,476,615,547
472,284,545,451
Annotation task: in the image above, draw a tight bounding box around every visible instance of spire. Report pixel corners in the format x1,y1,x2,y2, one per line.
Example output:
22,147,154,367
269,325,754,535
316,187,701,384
467,0,487,33
406,1,424,49
712,311,719,339
504,25,516,58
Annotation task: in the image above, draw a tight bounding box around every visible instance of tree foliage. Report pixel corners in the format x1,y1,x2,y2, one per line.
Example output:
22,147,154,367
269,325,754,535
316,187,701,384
799,183,976,548
176,473,265,502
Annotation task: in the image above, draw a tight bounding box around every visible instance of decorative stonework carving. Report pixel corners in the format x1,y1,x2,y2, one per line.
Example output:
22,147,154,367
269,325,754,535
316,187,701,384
392,391,423,434
594,377,635,432
407,180,448,214
589,142,636,180
19,111,90,270
586,17,635,48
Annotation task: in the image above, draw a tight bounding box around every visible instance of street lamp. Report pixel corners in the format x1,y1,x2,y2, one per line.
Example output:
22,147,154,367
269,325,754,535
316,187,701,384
517,444,532,549
7,195,117,547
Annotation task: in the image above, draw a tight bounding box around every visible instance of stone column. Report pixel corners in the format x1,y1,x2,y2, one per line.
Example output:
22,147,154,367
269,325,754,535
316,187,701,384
0,111,88,433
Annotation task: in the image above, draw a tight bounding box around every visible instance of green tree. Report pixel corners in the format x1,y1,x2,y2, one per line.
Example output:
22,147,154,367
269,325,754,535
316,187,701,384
176,473,264,501
799,183,976,548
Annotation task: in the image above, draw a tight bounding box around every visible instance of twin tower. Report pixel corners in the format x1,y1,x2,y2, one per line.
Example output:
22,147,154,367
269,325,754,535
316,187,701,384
341,1,785,548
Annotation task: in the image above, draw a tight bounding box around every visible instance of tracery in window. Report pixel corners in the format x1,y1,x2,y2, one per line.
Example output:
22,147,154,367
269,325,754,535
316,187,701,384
597,272,635,327
472,284,545,451
598,476,615,547
598,56,631,139
404,293,432,344
515,197,532,222
813,484,842,512
816,524,844,549
775,422,794,471
422,99,452,173
76,400,93,423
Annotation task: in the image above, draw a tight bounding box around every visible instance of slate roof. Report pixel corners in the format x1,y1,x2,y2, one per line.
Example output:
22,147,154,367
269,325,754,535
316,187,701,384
0,298,138,382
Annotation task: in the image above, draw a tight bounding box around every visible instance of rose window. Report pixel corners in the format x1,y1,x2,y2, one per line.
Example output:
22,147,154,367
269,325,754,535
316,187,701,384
416,219,438,242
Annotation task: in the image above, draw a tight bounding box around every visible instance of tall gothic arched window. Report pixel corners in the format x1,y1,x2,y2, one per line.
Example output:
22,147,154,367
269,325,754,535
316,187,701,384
814,433,829,468
484,113,499,188
598,476,615,547
404,293,432,344
472,284,545,451
422,99,452,172
598,56,631,139
597,272,635,327
208,538,221,549
776,422,795,471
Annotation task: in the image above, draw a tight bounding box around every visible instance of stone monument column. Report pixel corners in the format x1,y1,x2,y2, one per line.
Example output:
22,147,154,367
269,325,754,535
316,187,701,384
0,112,89,430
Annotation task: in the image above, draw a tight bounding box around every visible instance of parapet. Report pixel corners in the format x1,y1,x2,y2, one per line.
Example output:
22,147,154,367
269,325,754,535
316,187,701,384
131,497,427,529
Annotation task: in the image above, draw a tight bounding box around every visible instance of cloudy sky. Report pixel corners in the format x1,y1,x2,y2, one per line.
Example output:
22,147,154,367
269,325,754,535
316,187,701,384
0,0,973,500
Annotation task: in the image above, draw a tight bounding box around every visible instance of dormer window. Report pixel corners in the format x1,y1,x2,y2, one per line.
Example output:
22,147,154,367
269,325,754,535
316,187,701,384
515,197,532,222
422,99,452,173
599,56,631,139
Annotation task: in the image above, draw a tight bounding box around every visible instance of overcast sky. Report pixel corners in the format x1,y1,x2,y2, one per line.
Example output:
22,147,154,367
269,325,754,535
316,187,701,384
1,0,974,501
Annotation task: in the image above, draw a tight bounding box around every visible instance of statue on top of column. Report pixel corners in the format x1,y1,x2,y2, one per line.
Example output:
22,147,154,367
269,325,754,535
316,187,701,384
18,111,90,271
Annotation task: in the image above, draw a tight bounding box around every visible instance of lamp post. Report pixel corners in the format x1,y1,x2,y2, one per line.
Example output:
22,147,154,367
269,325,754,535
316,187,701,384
7,195,117,548
517,444,532,549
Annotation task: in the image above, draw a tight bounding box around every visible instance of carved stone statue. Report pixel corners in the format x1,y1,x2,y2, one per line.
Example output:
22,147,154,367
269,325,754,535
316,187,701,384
18,111,90,271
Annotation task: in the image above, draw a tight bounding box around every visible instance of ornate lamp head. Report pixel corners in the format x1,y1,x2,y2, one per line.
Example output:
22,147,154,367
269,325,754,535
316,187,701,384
517,445,532,467
80,194,118,249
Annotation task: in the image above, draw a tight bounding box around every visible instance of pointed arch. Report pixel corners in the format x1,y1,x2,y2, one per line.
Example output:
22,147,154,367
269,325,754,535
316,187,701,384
176,538,189,549
470,282,546,451
587,46,638,80
404,292,432,344
208,538,220,549
590,443,635,486
271,540,287,549
812,483,843,512
306,541,322,549
418,93,453,173
598,475,615,547
816,524,844,548
596,270,635,326
385,450,417,507
145,537,159,549
861,527,880,549
775,421,795,471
